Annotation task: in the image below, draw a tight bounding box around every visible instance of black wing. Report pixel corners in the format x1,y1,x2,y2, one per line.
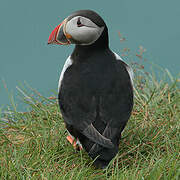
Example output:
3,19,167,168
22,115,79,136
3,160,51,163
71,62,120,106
99,59,133,128
88,59,133,155
58,62,114,149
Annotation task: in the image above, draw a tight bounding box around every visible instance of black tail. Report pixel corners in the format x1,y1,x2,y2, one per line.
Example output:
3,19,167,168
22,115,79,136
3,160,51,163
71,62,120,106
89,145,119,169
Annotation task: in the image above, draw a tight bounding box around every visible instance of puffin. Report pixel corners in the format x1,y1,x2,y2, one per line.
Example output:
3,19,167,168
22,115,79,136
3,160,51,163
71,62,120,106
48,10,134,169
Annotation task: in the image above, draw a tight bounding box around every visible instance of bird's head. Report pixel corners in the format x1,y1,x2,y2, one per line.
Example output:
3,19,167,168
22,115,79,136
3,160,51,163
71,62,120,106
48,10,108,47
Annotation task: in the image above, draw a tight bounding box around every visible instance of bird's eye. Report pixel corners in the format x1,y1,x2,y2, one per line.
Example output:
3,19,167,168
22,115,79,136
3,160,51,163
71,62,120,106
77,18,83,27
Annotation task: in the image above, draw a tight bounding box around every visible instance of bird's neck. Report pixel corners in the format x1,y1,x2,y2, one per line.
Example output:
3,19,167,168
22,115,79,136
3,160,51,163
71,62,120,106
71,45,109,62
71,26,109,62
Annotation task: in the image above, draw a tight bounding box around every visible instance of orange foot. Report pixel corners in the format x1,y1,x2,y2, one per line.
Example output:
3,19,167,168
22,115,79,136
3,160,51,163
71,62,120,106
66,135,83,150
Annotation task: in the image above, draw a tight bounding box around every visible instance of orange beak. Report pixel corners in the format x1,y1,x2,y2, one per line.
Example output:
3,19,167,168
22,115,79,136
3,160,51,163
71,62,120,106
48,19,71,45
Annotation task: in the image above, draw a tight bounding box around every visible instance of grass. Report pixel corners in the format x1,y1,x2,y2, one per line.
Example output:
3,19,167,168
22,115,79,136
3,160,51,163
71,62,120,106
0,65,180,179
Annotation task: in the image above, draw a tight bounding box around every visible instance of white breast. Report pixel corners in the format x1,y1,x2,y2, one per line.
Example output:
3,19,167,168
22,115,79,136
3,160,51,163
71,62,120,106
58,56,73,91
113,52,134,86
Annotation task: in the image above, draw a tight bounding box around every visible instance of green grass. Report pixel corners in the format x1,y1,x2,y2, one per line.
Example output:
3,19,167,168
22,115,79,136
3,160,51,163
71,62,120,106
0,68,179,180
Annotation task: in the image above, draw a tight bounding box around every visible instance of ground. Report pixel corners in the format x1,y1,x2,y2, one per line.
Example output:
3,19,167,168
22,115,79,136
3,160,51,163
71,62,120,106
0,66,179,180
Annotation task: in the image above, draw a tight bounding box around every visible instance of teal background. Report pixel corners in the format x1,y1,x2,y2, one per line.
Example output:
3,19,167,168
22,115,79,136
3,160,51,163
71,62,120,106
0,0,180,110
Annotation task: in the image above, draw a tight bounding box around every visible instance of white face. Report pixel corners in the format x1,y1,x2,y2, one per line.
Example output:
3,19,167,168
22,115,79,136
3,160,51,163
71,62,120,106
65,16,104,45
